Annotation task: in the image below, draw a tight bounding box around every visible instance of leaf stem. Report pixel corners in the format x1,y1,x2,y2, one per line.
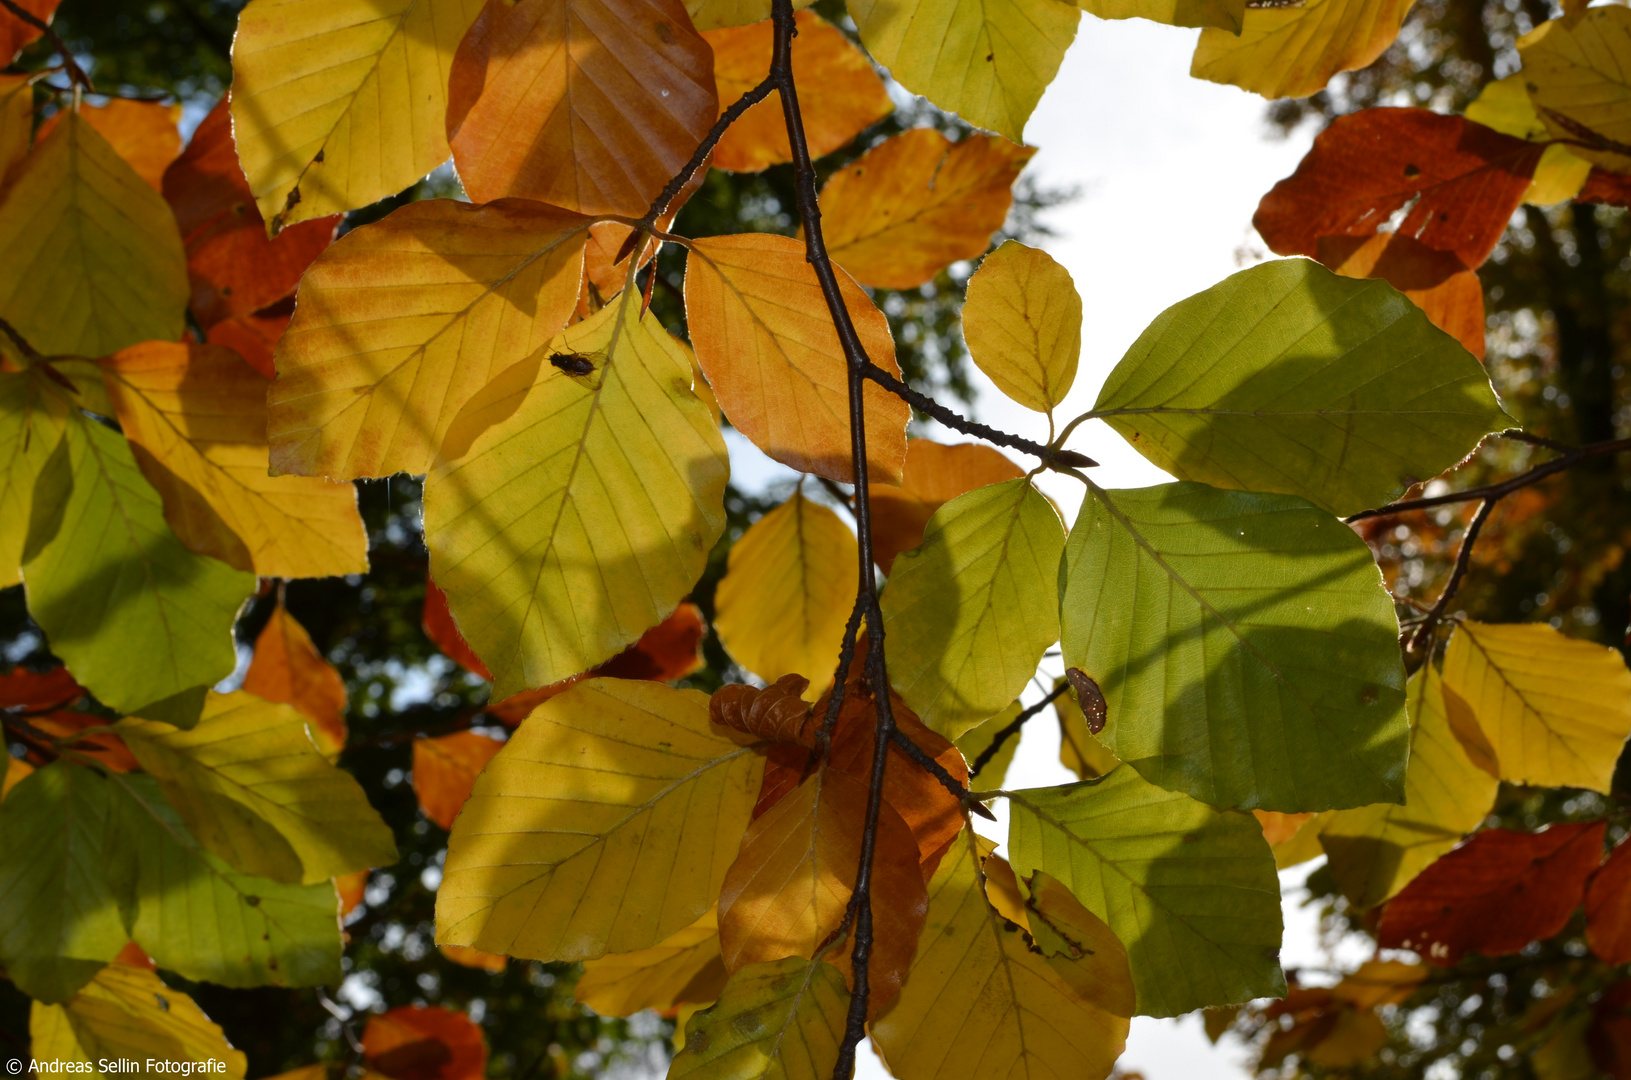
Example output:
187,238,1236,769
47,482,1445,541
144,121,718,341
1407,497,1495,655
967,681,1071,779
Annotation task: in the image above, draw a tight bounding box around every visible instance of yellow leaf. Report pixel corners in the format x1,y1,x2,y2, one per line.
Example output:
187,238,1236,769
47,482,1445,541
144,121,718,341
230,0,484,232
0,74,32,188
713,491,858,697
848,0,1079,141
243,602,349,757
1318,667,1498,908
881,478,1066,740
870,830,1129,1080
1191,0,1416,100
963,241,1081,413
0,368,67,588
1056,678,1121,781
1080,0,1243,32
115,691,398,884
0,110,188,356
1022,870,1136,1018
685,0,811,28
702,11,892,173
1465,74,1591,205
268,198,590,481
100,342,367,578
574,908,727,1017
1441,620,1631,793
437,679,763,960
669,957,849,1080
1521,7,1631,173
424,291,728,696
818,130,1037,290
30,963,248,1080
684,232,908,485
2,754,32,797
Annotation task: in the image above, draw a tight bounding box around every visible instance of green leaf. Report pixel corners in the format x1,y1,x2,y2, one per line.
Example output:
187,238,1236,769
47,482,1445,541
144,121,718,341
0,368,67,589
1006,767,1285,1017
0,763,132,1003
106,772,343,989
1060,479,1408,812
881,479,1066,740
1090,259,1508,517
668,957,849,1080
21,413,255,719
115,691,398,885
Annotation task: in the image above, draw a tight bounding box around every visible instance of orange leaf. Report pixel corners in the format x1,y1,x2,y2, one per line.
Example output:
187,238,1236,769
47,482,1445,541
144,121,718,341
336,870,368,916
1377,821,1606,965
2,755,33,798
29,710,139,772
113,941,156,970
868,439,1024,573
0,0,57,63
1317,232,1486,360
701,11,890,173
243,601,349,756
447,0,717,213
438,944,507,972
37,98,179,190
581,166,708,304
1588,839,1631,965
205,308,290,380
162,98,337,327
0,665,82,711
1254,810,1316,847
684,232,909,484
1254,108,1543,271
711,675,814,745
362,1006,487,1080
423,575,492,680
413,731,505,830
818,129,1035,290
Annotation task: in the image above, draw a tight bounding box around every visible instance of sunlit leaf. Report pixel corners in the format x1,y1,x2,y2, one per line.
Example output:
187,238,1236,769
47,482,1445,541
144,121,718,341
669,957,849,1080
36,99,181,191
1079,0,1242,32
439,944,507,972
962,241,1081,413
1520,7,1631,174
0,367,67,588
438,680,763,960
1060,480,1408,811
230,0,484,231
1318,232,1487,360
684,0,811,28
869,439,1024,574
412,731,504,831
1055,677,1120,782
243,601,350,756
362,1005,487,1080
205,310,288,380
1464,73,1592,206
1191,0,1415,100
574,908,726,1017
958,700,1020,792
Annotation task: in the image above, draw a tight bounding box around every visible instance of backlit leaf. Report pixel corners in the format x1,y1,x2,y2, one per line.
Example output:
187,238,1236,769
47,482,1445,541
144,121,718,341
869,830,1130,1080
1317,232,1487,360
424,291,728,697
1440,620,1631,793
30,963,247,1079
243,601,350,756
0,665,81,711
268,197,590,481
882,478,1065,740
848,0,1078,141
1330,959,1427,1010
230,0,484,231
423,574,492,679
1092,259,1507,516
447,0,716,213
0,367,67,588
958,700,1020,791
22,411,255,719
362,1006,487,1080
1318,667,1499,909
437,680,763,960
116,691,397,884
413,731,504,831
703,11,891,173
101,341,368,578
1191,0,1415,100
714,491,858,695
439,944,507,971
37,99,181,191
1060,480,1408,812
1464,73,1592,206
1587,840,1631,965
205,310,288,379
962,241,1081,413
1055,678,1120,782
869,439,1024,573
1080,0,1242,32
574,908,726,1017
669,957,849,1080
1006,767,1286,1017
1021,869,1136,1018
1377,821,1606,964
684,232,908,483
1521,8,1631,174
0,109,188,356
1253,108,1542,270
818,130,1036,290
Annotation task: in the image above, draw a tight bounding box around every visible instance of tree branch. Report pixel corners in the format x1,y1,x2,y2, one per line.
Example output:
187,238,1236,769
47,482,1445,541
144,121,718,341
0,0,92,91
887,726,997,820
1407,498,1495,654
968,681,1070,779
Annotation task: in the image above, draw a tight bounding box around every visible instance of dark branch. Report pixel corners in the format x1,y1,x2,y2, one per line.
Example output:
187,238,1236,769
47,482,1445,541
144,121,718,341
1407,498,1495,654
0,0,93,91
815,474,855,516
0,316,42,362
968,681,1071,778
887,726,997,821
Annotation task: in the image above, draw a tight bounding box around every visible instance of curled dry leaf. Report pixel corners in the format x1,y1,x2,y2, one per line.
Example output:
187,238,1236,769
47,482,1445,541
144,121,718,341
362,1005,487,1080
710,675,814,746
1065,669,1107,735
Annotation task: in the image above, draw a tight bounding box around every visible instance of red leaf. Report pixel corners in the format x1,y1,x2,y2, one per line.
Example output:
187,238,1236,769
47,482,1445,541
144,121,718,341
0,666,82,711
1377,821,1606,965
0,0,57,65
204,306,291,380
1588,839,1631,965
1254,108,1543,270
1579,167,1631,208
29,710,139,772
362,1006,487,1080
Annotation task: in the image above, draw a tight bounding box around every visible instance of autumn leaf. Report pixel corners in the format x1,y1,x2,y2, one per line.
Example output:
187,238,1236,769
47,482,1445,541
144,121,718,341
28,710,139,773
1520,7,1631,174
685,0,811,28
957,700,1021,791
1022,870,1137,1019
1055,678,1120,782
1081,0,1242,31
423,575,492,679
243,600,350,756
1588,840,1631,965
0,369,65,587
711,675,817,746
362,1006,487,1080
412,731,505,830
0,0,58,62
684,232,909,484
447,0,716,213
702,11,891,173
962,240,1081,413
1464,73,1592,206
204,309,289,380
36,99,181,191
0,665,81,711
0,74,30,186
575,908,727,1017
818,130,1036,290
438,945,507,972
337,870,368,917
1377,821,1606,964
868,439,1025,574
1192,0,1415,100
668,957,849,1080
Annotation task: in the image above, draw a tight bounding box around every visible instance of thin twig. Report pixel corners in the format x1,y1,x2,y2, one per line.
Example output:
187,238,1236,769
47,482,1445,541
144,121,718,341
0,0,93,91
887,726,997,820
1346,436,1631,522
816,474,855,515
0,316,41,362
968,682,1071,778
1408,498,1495,654
1497,428,1574,453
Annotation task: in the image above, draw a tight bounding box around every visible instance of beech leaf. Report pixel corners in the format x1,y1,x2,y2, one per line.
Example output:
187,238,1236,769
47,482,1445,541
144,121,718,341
412,731,505,831
1520,7,1631,175
868,439,1024,574
963,240,1082,413
0,368,67,589
1192,0,1415,100
243,601,350,757
1587,839,1631,966
362,1006,487,1080
574,908,727,1017
668,957,849,1080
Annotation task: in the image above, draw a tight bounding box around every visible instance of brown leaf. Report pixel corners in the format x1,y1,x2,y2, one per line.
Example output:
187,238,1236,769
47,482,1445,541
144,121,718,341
868,439,1024,573
0,666,83,711
204,308,290,379
710,675,814,745
1588,839,1631,965
362,1006,487,1080
162,98,337,327
38,98,180,191
701,11,891,173
0,0,57,63
1377,821,1606,965
447,0,717,213
244,601,349,756
1254,108,1543,270
819,129,1035,290
1318,232,1486,360
413,731,506,831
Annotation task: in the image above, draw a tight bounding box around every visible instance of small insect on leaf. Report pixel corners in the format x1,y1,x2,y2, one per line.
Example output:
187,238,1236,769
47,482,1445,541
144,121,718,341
1066,668,1108,734
550,352,596,376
